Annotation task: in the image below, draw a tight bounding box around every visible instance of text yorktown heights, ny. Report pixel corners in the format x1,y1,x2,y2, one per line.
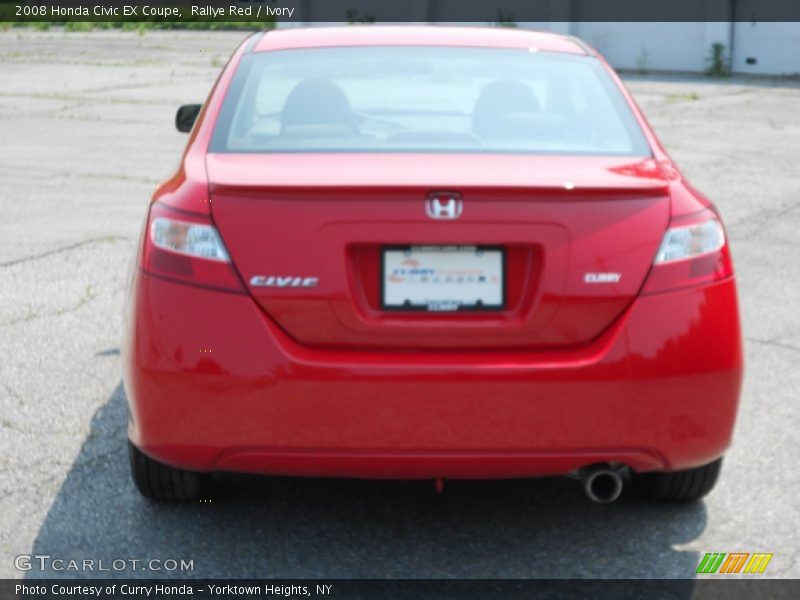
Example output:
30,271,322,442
16,584,333,597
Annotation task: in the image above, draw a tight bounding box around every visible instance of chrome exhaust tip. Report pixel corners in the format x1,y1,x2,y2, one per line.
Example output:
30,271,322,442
581,466,624,504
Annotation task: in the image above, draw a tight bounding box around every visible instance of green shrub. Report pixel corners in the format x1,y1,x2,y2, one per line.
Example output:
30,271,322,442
495,11,517,27
636,46,651,74
706,42,730,77
63,22,94,32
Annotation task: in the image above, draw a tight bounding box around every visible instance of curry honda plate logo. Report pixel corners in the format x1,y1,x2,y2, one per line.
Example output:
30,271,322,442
387,257,496,285
584,272,622,283
696,552,773,574
426,192,463,220
387,258,432,283
250,275,318,288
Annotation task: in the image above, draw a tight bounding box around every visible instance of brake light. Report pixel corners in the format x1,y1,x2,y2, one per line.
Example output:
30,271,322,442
141,202,244,293
151,217,230,261
643,208,733,294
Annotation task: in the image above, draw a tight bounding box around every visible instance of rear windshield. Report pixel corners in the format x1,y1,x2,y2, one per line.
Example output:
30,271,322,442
210,46,650,156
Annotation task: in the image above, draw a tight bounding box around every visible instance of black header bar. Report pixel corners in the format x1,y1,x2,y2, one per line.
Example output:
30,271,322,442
3,0,800,24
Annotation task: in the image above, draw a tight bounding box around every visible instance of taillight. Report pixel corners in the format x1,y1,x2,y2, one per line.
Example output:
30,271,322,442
141,202,244,293
642,208,733,294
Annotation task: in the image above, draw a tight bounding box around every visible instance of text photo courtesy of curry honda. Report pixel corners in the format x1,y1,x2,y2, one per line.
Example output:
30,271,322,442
4,0,800,590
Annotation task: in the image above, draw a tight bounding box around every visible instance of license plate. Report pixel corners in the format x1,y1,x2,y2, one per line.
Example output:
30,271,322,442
382,245,504,311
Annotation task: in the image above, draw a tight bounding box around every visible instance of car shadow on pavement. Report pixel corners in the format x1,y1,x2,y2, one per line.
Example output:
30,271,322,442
27,383,706,582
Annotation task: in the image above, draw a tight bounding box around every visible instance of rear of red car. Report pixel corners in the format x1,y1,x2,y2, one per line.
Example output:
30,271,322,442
123,27,742,503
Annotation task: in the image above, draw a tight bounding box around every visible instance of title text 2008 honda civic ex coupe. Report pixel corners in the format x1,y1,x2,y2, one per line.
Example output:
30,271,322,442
123,26,743,504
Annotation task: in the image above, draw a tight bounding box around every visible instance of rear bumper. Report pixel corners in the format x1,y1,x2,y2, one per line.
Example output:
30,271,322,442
123,272,743,478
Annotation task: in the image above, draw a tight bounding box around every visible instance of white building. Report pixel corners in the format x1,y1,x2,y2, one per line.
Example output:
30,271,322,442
552,21,800,76
286,0,800,76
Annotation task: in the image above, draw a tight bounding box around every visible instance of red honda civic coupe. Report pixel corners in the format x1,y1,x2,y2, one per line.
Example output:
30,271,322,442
123,26,743,504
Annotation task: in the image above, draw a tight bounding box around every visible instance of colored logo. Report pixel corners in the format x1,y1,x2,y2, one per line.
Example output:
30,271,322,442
388,259,434,283
696,552,773,574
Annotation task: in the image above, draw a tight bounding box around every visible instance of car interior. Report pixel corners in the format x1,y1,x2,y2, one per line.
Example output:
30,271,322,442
273,77,572,145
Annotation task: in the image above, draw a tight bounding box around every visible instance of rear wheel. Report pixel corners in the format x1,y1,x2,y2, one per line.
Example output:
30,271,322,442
128,442,207,502
636,458,722,502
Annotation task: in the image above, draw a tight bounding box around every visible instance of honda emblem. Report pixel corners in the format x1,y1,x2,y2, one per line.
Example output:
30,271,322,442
425,192,463,220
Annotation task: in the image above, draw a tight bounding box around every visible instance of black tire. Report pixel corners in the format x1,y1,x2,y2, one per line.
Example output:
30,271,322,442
128,442,207,502
636,458,722,502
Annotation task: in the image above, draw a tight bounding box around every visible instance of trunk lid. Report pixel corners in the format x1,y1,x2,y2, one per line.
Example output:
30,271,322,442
208,154,670,350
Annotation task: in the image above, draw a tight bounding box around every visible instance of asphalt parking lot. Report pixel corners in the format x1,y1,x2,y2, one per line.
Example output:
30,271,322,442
1,29,799,580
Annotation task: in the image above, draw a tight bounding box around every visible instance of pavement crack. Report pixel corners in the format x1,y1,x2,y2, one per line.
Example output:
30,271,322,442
1,284,101,327
1,418,20,432
745,336,800,354
729,196,800,238
95,347,121,357
0,91,171,106
0,236,125,268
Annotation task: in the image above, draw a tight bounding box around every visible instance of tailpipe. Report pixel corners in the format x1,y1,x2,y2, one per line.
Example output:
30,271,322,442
580,465,624,504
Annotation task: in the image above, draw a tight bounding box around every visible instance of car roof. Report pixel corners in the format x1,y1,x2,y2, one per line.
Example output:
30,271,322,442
253,26,590,55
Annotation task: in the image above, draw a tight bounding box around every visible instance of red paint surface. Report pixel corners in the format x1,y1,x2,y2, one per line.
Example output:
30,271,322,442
123,27,743,478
